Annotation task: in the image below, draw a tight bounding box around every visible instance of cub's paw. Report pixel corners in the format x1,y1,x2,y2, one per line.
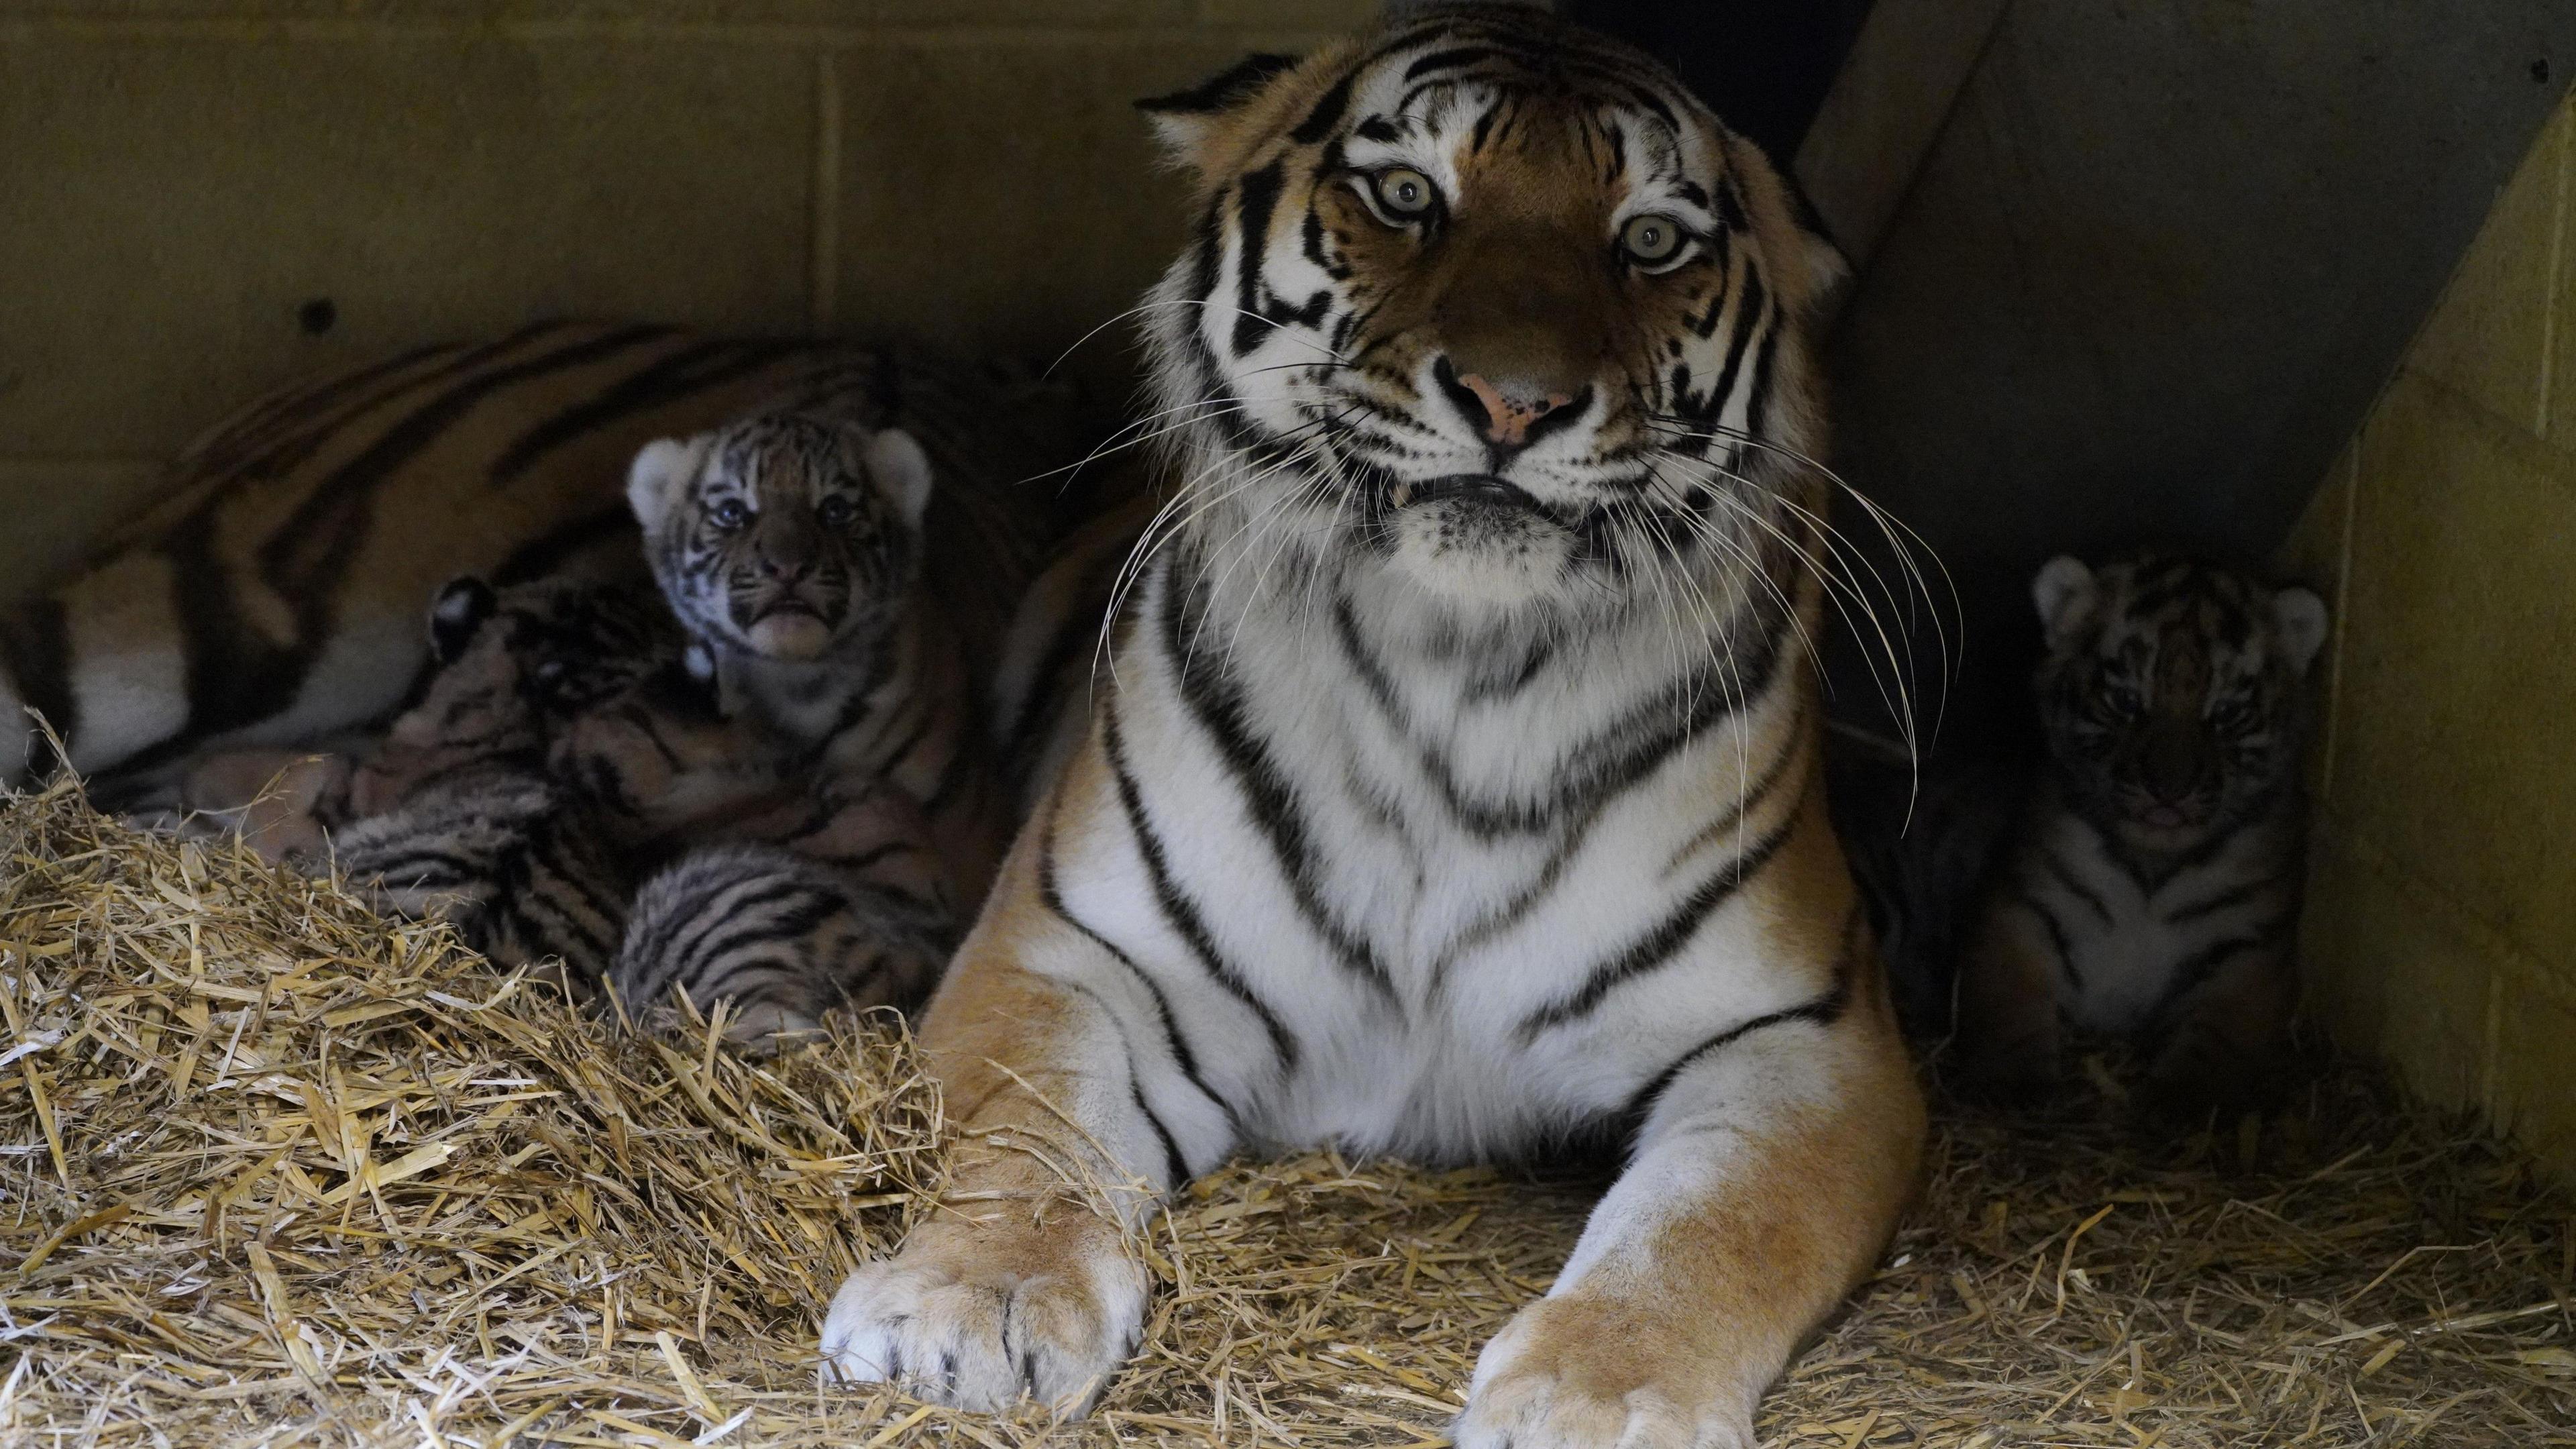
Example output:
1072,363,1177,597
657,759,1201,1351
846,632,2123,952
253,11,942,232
1455,1297,1752,1449
819,1230,1146,1416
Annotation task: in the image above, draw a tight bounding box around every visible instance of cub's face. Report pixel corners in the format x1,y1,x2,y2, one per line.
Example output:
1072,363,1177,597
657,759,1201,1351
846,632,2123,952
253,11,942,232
627,417,932,663
1140,4,1843,617
2033,555,2330,852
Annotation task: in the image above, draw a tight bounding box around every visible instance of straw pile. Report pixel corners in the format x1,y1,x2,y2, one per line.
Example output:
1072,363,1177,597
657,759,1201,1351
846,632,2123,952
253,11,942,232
3,776,2571,1447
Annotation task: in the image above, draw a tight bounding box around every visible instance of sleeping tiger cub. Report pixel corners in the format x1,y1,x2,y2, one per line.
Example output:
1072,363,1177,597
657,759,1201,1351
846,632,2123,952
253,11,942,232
1957,553,2328,1114
819,7,1925,1444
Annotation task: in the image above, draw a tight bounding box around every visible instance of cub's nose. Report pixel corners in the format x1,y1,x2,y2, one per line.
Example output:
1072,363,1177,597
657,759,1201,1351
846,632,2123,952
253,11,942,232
1436,358,1582,448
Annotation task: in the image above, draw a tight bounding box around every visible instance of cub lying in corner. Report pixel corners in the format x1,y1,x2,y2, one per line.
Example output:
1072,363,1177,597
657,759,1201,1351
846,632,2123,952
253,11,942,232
1958,553,2329,1114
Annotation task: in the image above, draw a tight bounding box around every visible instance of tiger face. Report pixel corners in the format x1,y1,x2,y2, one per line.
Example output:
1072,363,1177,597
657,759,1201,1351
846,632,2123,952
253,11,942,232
2032,554,2329,853
625,415,933,664
1138,3,1844,621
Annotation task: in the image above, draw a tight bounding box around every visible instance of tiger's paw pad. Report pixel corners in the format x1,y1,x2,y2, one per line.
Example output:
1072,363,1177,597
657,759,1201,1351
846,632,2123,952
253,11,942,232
818,1246,1145,1416
1454,1303,1752,1449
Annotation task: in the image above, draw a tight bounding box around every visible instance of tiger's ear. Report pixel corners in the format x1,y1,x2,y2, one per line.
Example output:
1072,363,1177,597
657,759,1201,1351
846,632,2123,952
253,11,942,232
2272,586,2330,676
1138,52,1303,176
627,435,712,534
864,427,934,531
2031,555,2098,643
428,576,497,664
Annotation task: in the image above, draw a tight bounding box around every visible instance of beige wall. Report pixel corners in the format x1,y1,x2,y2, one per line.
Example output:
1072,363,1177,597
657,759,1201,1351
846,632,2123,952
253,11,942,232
2280,90,2576,1179
0,0,1376,590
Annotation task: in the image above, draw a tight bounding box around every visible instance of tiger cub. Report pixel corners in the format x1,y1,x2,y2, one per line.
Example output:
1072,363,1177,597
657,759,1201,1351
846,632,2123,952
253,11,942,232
1957,553,2328,1113
174,575,686,860
624,409,1010,908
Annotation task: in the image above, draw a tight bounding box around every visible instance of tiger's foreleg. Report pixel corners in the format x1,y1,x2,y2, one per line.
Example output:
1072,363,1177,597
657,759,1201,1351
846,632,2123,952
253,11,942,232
2143,933,2296,1115
1454,975,1921,1449
816,834,1233,1413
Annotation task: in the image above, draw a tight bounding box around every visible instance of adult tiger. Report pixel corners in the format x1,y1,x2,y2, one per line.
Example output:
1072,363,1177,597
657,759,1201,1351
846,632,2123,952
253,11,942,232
818,5,1925,1446
0,321,1073,798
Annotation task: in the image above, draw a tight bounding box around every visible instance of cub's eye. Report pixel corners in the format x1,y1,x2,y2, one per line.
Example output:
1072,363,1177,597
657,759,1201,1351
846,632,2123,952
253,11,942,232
707,498,751,531
1368,167,1440,219
1620,213,1690,267
816,496,858,530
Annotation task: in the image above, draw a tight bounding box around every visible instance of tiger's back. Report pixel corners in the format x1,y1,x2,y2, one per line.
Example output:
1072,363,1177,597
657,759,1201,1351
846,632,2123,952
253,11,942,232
0,320,1077,793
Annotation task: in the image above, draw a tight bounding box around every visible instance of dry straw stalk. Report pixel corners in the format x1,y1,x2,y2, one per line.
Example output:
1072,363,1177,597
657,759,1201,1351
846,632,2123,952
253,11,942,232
1,779,2570,1446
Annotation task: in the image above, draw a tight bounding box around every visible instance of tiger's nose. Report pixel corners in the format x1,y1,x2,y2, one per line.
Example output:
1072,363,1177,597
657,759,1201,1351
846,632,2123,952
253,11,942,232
1437,360,1582,448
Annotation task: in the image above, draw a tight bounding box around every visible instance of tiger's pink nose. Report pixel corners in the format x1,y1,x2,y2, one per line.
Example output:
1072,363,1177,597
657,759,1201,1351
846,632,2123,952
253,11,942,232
1452,370,1576,447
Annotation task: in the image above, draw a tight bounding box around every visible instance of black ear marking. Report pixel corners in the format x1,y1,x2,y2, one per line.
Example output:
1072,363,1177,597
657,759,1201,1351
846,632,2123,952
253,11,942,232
428,577,498,664
1138,52,1301,116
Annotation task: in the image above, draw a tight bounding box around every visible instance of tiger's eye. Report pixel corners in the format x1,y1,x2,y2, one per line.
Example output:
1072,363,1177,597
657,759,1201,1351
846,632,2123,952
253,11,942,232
1372,167,1438,218
816,496,857,530
708,498,751,531
1621,213,1687,265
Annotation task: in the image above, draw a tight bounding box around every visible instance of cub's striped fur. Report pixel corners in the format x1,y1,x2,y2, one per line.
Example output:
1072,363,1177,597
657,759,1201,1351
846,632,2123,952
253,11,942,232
1,321,1071,800
329,766,631,985
626,412,1012,910
1958,553,2328,1112
612,835,952,1047
820,9,1923,1445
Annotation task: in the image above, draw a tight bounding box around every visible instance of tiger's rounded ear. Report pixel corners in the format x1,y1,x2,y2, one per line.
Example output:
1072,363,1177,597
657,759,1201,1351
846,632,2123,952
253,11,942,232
864,427,934,530
2031,555,2098,643
627,435,712,534
1138,52,1303,176
428,576,497,664
2272,586,2330,676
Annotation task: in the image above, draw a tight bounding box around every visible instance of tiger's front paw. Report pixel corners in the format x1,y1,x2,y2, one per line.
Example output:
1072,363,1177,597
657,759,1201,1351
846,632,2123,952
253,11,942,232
818,1220,1146,1416
1455,1296,1753,1449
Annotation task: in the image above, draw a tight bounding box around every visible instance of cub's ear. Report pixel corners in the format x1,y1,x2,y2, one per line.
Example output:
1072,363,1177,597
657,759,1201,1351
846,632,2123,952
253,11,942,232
428,576,498,664
1137,52,1303,178
2272,586,2330,676
864,427,934,530
626,435,712,533
2031,555,2098,643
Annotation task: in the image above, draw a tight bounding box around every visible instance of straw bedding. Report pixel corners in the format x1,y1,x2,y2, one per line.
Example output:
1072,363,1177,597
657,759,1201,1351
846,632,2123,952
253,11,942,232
3,776,2571,1447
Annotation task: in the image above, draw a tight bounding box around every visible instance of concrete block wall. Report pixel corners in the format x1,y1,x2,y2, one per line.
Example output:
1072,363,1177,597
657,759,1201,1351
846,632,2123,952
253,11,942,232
2279,89,2576,1179
0,0,1377,590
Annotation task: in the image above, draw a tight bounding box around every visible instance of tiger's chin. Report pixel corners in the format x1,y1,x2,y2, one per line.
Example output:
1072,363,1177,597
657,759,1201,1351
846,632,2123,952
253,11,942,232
742,611,835,660
1373,482,1583,614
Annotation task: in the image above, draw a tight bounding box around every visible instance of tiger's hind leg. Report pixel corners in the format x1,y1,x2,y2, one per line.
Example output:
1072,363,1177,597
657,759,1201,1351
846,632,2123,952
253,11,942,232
609,842,950,1051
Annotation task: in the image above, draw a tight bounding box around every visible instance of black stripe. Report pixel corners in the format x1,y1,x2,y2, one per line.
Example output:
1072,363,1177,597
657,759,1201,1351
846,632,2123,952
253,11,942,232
1101,691,1301,1071
488,504,639,586
2159,925,2284,1005
2021,891,2085,991
1230,163,1287,356
2164,867,2279,924
1516,798,1806,1040
1054,975,1193,1190
1039,812,1246,1132
1289,71,1356,143
1621,908,1860,1128
488,339,812,487
2043,852,2114,924
1161,556,1397,1004
1697,260,1767,427
1662,704,1807,873
1331,587,1788,839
